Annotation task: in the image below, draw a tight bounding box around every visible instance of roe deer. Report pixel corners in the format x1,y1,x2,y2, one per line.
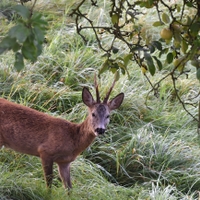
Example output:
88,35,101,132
0,77,124,189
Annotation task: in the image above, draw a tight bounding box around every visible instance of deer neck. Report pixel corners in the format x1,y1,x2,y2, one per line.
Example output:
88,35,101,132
75,116,96,153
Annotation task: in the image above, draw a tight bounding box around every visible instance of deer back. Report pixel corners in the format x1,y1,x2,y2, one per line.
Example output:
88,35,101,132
0,98,82,158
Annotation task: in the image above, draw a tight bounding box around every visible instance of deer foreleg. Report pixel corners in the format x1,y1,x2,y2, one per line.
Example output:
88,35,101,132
57,162,72,189
40,154,54,188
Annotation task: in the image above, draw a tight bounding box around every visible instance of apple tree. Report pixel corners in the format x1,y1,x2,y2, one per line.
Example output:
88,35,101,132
70,0,200,131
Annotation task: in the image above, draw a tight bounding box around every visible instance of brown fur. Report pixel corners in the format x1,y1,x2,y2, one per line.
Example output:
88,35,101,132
0,87,124,189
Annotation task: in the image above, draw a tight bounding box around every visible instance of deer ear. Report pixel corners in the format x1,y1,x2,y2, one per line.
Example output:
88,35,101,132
108,93,124,110
82,87,95,107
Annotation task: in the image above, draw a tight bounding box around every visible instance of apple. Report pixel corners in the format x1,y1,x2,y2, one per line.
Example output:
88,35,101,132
160,28,173,40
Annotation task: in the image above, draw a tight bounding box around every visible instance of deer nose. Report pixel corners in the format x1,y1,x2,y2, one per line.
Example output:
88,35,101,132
95,128,105,135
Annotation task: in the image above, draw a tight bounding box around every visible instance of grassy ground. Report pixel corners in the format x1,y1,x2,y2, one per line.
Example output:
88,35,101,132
0,0,200,199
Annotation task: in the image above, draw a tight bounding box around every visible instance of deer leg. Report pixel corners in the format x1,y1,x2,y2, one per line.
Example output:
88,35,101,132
40,154,54,188
57,162,72,189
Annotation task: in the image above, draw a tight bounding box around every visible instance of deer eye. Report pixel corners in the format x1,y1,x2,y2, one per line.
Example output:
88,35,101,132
92,113,96,117
106,115,110,119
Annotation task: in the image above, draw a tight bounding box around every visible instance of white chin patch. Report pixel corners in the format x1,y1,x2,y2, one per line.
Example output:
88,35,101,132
94,132,98,137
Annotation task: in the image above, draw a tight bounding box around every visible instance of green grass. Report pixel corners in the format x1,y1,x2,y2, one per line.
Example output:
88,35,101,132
1,0,200,199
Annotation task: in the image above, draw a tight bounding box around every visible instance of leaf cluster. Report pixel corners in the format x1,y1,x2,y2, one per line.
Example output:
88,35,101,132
70,0,199,77
0,4,47,71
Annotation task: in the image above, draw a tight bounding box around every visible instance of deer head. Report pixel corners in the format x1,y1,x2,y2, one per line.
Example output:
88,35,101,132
82,76,124,136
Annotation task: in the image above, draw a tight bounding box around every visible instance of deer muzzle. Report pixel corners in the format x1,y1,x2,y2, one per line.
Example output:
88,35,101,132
95,128,106,135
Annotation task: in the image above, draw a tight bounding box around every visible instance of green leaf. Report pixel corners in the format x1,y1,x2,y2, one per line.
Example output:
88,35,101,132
31,13,48,30
186,16,192,26
162,12,170,24
176,5,181,12
31,12,43,21
153,21,164,27
149,44,155,53
111,14,119,25
0,36,17,54
190,22,200,37
34,20,48,30
36,43,43,57
114,70,120,81
110,66,117,73
174,31,182,43
181,40,188,54
12,42,21,52
99,60,109,75
152,41,162,51
22,38,37,62
186,2,193,7
148,0,153,6
120,67,126,75
141,0,154,8
8,24,30,43
14,52,24,72
159,47,169,57
33,26,44,43
131,46,143,52
196,68,200,80
13,5,30,20
153,56,163,70
124,54,132,67
166,52,174,64
118,62,126,74
144,52,156,76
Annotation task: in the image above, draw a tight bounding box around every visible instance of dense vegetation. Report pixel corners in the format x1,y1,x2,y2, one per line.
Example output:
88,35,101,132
0,0,200,199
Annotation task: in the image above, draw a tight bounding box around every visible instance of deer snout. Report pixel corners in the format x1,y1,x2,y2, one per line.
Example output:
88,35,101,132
95,128,106,135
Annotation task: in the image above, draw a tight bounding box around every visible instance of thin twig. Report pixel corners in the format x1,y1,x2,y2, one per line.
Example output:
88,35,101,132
171,73,198,122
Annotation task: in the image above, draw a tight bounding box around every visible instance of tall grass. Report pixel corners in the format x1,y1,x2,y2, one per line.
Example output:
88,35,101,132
0,0,200,199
